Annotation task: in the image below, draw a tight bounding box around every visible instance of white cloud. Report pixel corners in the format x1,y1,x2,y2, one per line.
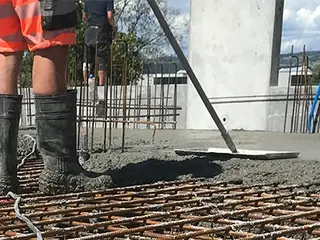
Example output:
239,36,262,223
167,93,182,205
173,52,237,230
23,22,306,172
161,11,190,55
279,0,320,53
168,0,320,54
170,12,189,37
280,1,320,53
160,1,190,55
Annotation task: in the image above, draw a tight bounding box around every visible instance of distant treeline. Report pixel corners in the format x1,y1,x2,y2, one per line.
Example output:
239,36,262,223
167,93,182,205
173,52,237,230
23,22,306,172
280,51,320,69
143,51,320,74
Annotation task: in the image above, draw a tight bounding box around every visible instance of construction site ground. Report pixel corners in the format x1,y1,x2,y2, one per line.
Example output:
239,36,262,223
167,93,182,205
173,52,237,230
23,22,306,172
18,128,320,187
3,128,318,239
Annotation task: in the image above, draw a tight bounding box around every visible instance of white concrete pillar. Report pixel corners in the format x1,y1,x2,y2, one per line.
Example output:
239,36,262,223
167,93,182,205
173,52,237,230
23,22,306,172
186,0,284,130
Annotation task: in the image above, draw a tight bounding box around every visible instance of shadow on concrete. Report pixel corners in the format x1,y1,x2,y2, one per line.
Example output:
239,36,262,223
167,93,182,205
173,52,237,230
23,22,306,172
107,156,224,187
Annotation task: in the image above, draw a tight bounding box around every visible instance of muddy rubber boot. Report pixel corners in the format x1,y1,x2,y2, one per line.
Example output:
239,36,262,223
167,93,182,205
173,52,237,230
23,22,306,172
0,94,22,195
35,90,113,195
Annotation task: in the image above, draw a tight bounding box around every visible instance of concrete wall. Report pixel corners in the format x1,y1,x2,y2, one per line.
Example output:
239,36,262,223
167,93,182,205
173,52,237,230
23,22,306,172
278,71,291,88
187,0,284,131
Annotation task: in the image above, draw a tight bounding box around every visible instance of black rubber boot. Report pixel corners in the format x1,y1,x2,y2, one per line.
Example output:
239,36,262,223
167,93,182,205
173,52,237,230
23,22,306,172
35,89,113,195
0,94,22,195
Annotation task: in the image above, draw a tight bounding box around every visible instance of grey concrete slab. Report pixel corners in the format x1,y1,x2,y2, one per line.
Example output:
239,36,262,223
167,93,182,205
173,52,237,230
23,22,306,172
18,128,320,187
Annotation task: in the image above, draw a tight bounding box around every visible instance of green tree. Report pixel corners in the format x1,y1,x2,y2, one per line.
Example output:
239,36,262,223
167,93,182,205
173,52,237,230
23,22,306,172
67,0,147,86
115,0,187,57
19,0,185,87
67,1,87,86
112,32,144,85
19,52,33,88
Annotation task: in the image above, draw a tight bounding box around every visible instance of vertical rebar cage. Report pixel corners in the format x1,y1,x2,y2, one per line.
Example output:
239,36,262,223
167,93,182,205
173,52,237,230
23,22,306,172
18,40,181,153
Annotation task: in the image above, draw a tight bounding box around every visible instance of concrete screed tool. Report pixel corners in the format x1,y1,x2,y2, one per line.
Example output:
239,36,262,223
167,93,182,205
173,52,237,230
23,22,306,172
147,0,300,160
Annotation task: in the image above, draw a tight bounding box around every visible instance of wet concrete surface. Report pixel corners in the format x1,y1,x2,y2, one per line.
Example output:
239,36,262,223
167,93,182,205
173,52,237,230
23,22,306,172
18,128,320,188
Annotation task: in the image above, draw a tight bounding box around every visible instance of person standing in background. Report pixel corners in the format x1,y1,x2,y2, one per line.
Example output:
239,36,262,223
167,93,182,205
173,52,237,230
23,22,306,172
82,0,115,86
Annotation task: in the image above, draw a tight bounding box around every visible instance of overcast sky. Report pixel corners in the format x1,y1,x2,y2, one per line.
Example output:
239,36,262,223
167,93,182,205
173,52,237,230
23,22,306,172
167,0,320,54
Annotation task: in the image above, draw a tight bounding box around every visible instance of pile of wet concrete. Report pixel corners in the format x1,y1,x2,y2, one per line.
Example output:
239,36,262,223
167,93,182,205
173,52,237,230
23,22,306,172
16,128,320,189
17,132,38,161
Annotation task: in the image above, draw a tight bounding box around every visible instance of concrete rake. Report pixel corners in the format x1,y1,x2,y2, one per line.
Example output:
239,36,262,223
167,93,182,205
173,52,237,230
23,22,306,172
147,0,299,160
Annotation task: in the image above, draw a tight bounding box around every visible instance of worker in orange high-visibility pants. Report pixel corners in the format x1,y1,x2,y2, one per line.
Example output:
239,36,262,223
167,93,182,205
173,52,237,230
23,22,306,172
0,0,113,196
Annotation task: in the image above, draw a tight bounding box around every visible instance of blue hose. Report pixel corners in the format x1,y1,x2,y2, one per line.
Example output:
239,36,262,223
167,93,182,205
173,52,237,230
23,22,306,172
308,82,320,133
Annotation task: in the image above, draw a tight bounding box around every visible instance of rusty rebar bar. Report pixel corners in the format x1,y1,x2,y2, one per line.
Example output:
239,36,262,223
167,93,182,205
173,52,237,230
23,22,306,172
121,42,128,153
290,55,299,133
1,186,318,239
283,45,294,133
3,166,320,240
108,46,114,149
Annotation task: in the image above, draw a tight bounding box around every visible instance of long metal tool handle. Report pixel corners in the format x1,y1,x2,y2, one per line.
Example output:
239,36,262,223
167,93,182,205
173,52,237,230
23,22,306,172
146,0,237,153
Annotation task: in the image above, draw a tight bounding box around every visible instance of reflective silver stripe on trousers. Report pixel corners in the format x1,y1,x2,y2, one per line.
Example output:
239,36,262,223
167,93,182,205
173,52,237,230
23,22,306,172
39,0,76,17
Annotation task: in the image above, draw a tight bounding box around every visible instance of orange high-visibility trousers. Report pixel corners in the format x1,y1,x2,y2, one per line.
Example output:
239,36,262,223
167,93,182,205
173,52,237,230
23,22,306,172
0,0,76,53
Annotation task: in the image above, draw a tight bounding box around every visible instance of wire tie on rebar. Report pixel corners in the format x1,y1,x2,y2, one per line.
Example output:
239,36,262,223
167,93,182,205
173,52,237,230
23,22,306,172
6,191,44,240
192,191,206,206
149,203,164,211
17,134,37,170
230,222,243,232
207,203,218,210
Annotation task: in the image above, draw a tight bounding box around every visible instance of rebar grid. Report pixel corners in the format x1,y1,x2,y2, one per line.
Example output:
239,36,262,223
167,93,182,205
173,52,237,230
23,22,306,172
1,169,320,240
283,45,317,134
18,39,183,154
16,158,42,194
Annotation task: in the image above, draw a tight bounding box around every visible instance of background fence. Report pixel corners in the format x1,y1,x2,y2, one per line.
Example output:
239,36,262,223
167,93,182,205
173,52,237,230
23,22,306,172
17,40,186,152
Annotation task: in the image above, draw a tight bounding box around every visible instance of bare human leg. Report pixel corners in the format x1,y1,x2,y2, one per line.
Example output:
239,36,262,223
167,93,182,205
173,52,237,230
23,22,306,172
98,70,105,86
0,52,23,94
32,46,68,95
